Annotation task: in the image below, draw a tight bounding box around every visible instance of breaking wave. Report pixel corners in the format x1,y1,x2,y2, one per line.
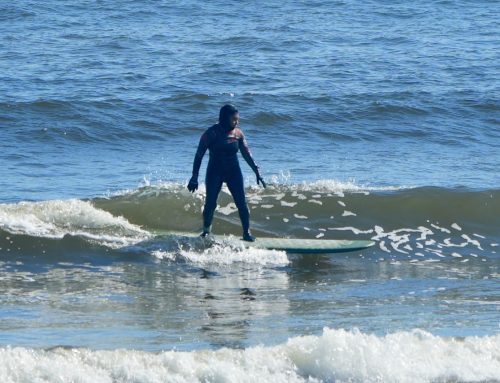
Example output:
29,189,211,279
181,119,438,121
1,182,498,263
1,328,498,383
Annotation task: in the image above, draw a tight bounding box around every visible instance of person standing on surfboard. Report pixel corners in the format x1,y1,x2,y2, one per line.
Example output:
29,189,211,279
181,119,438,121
187,104,266,242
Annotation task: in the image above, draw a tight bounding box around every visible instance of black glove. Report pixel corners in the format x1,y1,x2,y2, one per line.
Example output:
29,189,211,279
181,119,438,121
187,176,198,193
256,171,266,188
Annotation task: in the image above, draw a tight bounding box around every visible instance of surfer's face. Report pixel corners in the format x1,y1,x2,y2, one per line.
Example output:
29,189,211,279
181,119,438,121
229,113,240,130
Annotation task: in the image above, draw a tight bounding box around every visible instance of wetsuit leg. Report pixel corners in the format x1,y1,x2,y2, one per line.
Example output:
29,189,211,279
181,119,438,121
203,170,223,231
226,168,250,234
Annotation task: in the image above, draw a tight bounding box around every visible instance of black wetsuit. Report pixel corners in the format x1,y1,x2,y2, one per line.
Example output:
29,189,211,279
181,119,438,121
192,123,259,233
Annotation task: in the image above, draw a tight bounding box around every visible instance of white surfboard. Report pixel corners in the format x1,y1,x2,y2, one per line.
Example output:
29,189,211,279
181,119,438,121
155,231,374,254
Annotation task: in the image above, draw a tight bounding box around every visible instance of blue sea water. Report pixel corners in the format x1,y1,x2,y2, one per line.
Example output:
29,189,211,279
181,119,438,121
0,1,499,382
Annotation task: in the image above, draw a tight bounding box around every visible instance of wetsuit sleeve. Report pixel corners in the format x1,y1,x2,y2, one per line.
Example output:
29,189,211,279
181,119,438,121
238,130,259,174
192,132,209,178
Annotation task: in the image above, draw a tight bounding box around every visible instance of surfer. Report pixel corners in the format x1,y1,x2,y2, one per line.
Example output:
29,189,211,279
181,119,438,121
187,104,266,241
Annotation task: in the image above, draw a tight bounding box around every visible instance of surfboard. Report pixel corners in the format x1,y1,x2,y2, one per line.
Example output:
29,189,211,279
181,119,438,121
155,231,375,254
237,237,374,253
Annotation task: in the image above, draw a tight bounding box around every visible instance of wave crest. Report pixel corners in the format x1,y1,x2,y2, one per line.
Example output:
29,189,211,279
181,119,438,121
1,328,498,383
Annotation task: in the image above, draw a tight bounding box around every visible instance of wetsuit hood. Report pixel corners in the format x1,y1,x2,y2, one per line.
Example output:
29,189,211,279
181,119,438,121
219,104,238,131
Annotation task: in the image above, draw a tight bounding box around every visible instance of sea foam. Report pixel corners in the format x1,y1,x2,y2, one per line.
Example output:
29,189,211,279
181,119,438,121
152,239,289,266
0,199,149,248
0,328,498,383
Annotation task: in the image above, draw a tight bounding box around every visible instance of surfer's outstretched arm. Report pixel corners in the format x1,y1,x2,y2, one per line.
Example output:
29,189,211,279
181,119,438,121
192,133,209,178
188,133,209,192
238,130,266,188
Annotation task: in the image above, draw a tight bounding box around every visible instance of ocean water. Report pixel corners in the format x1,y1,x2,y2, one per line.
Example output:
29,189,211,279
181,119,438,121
1,1,499,382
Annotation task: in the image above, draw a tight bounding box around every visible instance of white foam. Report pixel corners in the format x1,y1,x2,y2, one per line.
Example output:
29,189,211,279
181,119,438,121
152,242,289,266
416,226,434,241
109,181,186,198
218,202,238,215
327,226,374,235
293,214,308,219
379,240,390,253
110,179,406,200
0,199,149,248
461,234,483,250
1,328,498,383
341,210,357,217
293,179,406,193
295,193,308,200
308,199,322,205
270,193,285,200
442,238,469,248
430,223,451,234
426,249,445,258
391,241,409,254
